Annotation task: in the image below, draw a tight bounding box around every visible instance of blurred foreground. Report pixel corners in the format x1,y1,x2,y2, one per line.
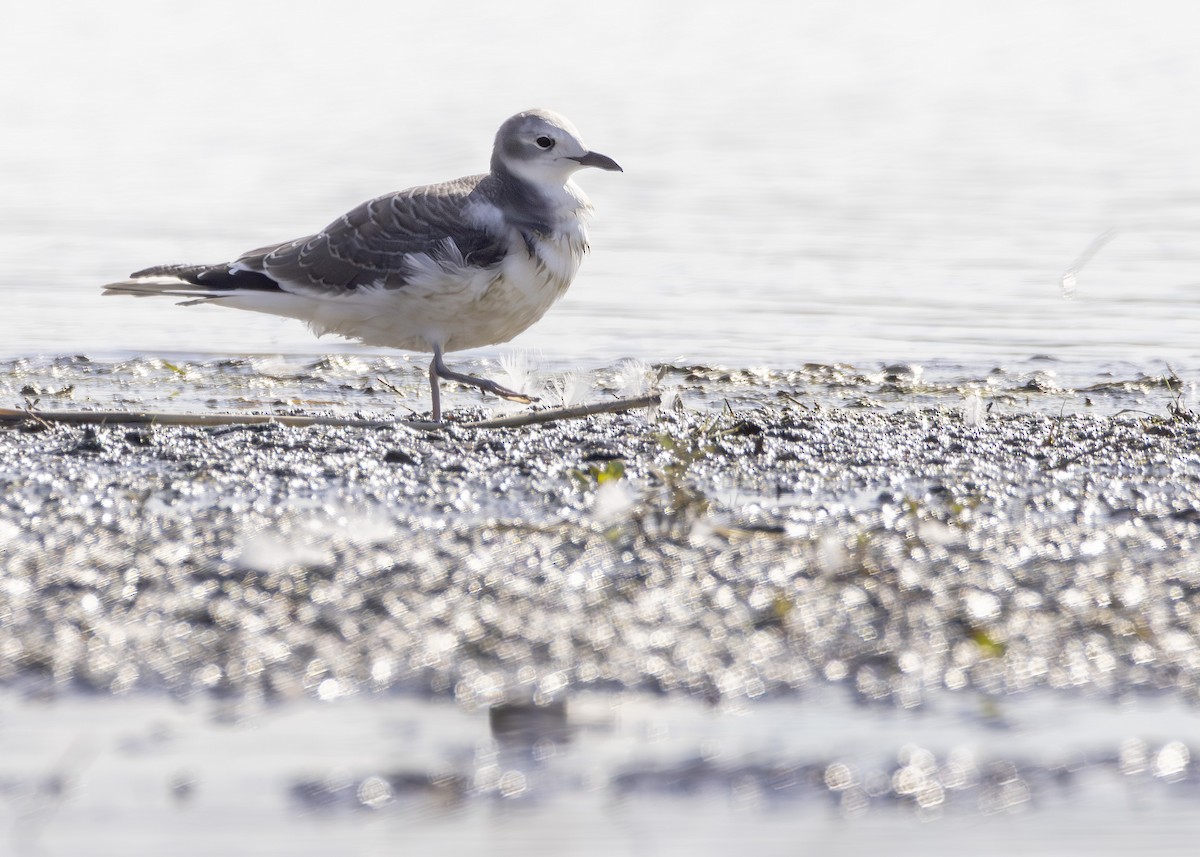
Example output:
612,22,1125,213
3,358,1200,854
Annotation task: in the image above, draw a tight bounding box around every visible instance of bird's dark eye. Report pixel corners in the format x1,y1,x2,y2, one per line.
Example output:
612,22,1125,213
535,135,554,150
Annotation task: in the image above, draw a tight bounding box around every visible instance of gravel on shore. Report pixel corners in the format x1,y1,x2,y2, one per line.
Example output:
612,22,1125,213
4,388,1200,712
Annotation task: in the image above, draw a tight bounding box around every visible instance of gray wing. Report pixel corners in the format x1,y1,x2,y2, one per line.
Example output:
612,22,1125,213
237,175,508,295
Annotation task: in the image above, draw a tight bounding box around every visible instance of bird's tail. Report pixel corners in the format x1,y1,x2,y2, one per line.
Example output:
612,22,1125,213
102,263,283,306
102,273,214,306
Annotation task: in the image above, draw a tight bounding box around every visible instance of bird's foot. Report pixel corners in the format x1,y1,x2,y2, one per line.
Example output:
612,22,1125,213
428,347,538,420
449,372,538,405
433,359,537,405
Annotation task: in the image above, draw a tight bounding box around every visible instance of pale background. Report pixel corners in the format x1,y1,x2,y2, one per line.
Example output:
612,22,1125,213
4,0,1200,373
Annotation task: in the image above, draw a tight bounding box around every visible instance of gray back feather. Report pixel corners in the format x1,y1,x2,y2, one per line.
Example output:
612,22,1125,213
235,172,557,295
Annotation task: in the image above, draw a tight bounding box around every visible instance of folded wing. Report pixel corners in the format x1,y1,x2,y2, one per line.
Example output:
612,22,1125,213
241,176,508,295
107,175,510,299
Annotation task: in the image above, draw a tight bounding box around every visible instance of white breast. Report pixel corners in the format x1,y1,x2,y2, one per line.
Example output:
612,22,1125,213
437,180,593,352
446,222,587,351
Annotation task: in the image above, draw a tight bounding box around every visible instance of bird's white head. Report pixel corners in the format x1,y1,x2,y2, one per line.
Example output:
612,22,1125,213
491,109,622,188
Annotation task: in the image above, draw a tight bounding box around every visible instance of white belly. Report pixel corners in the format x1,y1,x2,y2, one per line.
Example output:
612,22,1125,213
222,225,589,354
454,226,587,351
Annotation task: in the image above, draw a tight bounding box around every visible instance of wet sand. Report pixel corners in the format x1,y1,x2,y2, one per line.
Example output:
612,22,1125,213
3,356,1200,853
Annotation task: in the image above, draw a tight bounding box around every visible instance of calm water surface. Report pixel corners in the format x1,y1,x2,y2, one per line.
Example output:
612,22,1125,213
4,1,1200,378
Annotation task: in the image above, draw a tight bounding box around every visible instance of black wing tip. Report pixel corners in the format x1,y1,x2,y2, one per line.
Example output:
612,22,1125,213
128,263,283,293
130,264,191,278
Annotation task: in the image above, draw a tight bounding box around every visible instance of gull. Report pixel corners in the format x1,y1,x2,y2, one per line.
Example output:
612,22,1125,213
103,109,622,422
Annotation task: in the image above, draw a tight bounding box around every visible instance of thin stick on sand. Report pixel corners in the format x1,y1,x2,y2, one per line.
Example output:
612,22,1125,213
0,394,662,432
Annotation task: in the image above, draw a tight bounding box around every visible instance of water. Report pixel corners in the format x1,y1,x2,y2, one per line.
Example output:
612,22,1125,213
4,1,1200,377
5,1,1200,852
5,689,1200,856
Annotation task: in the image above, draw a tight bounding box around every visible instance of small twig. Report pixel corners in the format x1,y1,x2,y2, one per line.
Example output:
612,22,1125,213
0,394,661,432
1111,408,1161,420
0,407,401,430
374,375,406,398
18,398,56,432
461,393,661,429
374,376,420,416
777,392,810,411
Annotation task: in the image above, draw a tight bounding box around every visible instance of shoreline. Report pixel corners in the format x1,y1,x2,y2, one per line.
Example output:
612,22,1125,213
3,382,1198,705
4,358,1200,849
